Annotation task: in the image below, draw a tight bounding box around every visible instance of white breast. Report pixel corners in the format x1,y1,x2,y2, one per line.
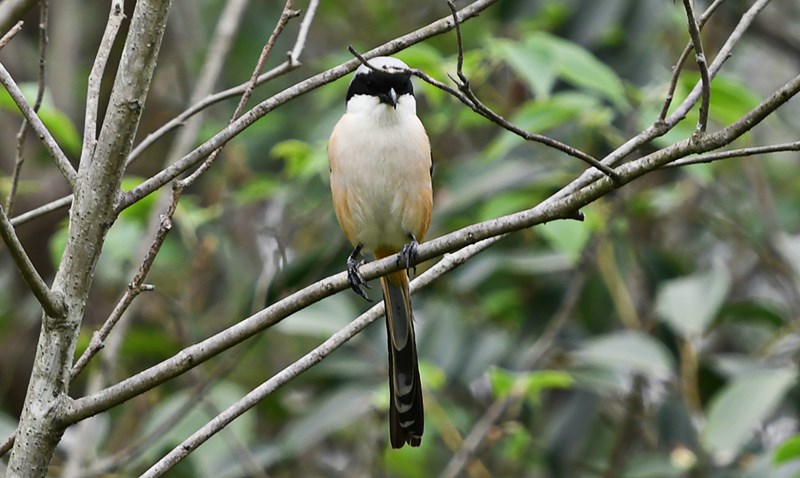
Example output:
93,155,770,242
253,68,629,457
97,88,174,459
329,94,432,251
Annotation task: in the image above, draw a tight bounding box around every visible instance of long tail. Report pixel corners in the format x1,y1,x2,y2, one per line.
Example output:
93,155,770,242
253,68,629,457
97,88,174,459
380,268,424,448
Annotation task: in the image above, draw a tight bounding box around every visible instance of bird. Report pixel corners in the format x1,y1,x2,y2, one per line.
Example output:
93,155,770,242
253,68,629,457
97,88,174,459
328,56,432,448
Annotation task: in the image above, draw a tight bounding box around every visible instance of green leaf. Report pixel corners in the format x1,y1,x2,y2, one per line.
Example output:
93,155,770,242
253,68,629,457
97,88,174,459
489,33,628,110
774,434,800,465
139,382,255,476
526,32,629,110
538,216,592,263
573,331,675,379
0,83,81,156
488,367,574,403
681,73,761,126
490,38,557,99
275,294,356,338
702,368,797,463
655,261,731,338
119,176,161,224
271,139,327,179
486,92,603,159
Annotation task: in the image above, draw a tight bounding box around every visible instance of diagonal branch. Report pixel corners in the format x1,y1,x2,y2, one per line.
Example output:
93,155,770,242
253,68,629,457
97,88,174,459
0,20,23,49
0,62,77,189
0,204,65,318
667,141,800,168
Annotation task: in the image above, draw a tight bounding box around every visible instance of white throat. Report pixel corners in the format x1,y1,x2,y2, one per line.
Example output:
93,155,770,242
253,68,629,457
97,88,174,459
345,94,418,125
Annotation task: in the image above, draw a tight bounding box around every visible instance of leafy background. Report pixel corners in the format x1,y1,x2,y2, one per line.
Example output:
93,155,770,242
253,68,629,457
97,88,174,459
1,0,800,476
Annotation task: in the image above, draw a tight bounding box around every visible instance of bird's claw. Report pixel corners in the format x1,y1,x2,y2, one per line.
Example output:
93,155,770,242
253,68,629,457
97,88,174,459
347,246,371,301
398,236,419,277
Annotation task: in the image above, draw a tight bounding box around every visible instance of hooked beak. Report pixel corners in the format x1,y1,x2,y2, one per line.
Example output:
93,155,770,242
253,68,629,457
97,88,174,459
379,88,398,109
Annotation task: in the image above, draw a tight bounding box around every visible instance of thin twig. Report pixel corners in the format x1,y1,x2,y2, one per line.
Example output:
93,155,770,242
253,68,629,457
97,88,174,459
0,203,65,318
288,0,318,66
658,0,726,120
6,3,48,214
681,0,711,134
177,0,300,188
0,431,14,457
0,61,77,189
444,0,619,181
9,194,72,226
70,196,175,378
81,0,125,167
0,20,23,49
667,141,800,167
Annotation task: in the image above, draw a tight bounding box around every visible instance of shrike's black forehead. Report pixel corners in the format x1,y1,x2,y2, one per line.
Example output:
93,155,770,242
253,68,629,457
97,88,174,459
346,69,414,103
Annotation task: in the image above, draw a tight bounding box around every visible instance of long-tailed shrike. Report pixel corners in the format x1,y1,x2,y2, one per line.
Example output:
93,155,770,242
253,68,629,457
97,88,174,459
328,57,432,448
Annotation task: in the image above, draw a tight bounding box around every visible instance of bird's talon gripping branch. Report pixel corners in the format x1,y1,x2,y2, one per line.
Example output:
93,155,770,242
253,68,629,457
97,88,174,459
399,235,420,277
346,245,371,301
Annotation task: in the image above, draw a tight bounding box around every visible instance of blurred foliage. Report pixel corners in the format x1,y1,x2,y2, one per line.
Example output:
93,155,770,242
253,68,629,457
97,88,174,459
1,0,800,477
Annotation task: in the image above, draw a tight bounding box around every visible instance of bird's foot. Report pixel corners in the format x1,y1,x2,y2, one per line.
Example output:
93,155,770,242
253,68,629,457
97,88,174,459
398,235,419,277
347,245,371,301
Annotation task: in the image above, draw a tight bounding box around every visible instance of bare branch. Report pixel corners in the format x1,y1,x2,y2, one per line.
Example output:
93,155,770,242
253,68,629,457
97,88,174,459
288,0,319,66
668,141,800,167
0,62,77,190
0,204,65,318
80,0,125,166
0,19,23,49
681,0,711,133
69,195,176,379
126,61,293,166
71,0,254,380
9,194,72,226
0,431,13,457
